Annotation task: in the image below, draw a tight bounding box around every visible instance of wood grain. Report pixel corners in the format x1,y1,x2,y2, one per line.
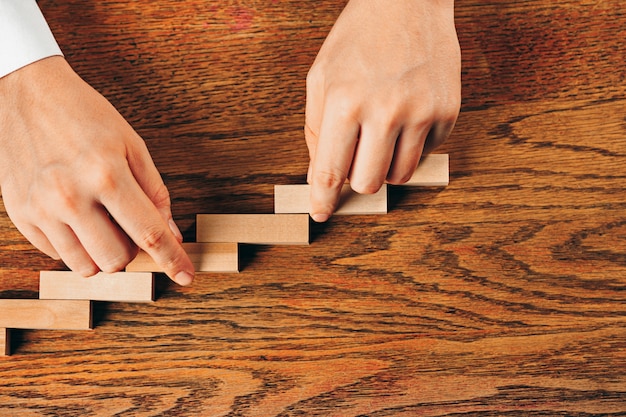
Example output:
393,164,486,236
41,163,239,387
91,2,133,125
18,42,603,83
39,271,155,302
0,0,624,415
126,242,240,273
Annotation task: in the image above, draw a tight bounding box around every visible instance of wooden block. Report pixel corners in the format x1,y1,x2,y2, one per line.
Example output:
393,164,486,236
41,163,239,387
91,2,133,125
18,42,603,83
274,184,387,214
404,154,449,186
0,300,92,330
39,271,154,302
127,242,239,273
273,154,447,215
1,328,9,356
196,214,309,245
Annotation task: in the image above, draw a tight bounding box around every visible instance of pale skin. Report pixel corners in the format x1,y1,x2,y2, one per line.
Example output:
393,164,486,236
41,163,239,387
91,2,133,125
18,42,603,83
0,57,195,286
306,0,461,221
0,0,460,285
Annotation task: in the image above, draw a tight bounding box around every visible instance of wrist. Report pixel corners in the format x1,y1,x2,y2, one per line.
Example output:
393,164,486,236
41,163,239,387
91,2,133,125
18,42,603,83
0,56,67,101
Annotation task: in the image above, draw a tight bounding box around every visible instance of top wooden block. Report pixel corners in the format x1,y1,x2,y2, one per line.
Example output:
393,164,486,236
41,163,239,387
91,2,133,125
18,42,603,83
196,214,309,245
0,299,92,330
405,154,449,186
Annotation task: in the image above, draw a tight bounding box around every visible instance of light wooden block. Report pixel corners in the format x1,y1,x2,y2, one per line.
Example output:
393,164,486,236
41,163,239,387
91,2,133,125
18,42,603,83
274,184,387,214
1,328,9,356
0,300,92,330
404,153,449,186
196,214,309,245
39,271,154,302
127,242,239,273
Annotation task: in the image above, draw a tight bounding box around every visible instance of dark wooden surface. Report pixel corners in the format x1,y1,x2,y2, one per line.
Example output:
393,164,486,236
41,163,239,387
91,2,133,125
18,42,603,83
1,1,625,415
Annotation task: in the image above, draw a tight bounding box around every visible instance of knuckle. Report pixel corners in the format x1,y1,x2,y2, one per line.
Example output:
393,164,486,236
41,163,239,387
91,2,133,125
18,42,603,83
441,96,461,127
90,163,120,197
405,87,436,114
52,241,99,277
52,186,82,217
27,166,84,218
150,183,171,209
448,91,462,115
151,244,186,277
161,254,182,274
306,60,329,89
304,122,319,142
313,169,346,191
306,65,320,87
139,225,168,251
25,203,46,222
8,200,33,224
99,247,137,273
331,94,360,121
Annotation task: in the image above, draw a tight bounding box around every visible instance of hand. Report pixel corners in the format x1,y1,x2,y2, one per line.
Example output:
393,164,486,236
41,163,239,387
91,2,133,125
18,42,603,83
305,0,461,221
0,56,195,285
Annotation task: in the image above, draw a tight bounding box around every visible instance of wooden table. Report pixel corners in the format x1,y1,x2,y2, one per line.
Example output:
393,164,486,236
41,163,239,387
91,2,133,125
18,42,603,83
1,1,625,414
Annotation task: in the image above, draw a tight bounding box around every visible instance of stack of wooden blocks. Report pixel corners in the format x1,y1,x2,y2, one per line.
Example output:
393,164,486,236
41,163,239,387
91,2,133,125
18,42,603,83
1,154,449,356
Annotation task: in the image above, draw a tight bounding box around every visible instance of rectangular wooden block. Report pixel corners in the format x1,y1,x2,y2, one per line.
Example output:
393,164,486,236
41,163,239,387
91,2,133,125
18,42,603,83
274,184,387,214
127,242,239,273
39,271,154,302
196,214,309,245
1,328,9,356
0,299,92,330
404,153,449,186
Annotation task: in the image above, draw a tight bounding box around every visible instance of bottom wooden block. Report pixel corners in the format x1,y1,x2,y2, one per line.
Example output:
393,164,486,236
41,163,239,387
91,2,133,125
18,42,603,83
1,328,9,356
0,299,92,330
39,271,155,302
126,242,239,273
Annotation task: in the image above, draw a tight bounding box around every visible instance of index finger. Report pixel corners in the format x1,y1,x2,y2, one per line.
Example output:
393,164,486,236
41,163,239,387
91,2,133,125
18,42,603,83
309,102,360,222
102,169,195,286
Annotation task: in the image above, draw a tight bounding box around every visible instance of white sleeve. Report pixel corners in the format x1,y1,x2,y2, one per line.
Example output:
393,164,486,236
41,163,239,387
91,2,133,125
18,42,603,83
0,0,63,78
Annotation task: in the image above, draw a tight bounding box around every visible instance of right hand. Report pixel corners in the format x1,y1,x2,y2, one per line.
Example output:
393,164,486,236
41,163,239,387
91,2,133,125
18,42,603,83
304,0,461,221
0,56,195,285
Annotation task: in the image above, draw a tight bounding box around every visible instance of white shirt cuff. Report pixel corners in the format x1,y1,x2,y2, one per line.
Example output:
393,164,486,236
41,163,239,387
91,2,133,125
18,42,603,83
0,0,63,78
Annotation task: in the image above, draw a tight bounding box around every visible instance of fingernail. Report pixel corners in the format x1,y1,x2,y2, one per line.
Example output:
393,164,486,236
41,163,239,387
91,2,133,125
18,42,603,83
174,271,194,286
168,218,183,242
311,213,330,223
